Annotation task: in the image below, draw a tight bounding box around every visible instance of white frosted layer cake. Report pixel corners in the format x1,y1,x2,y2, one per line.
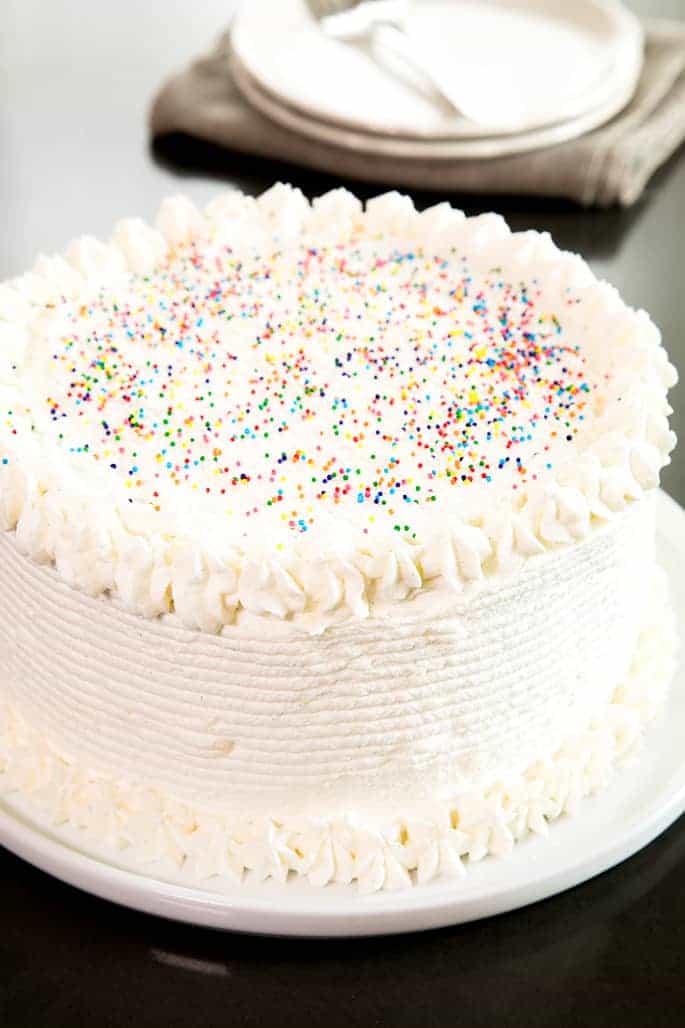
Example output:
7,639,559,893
0,186,678,892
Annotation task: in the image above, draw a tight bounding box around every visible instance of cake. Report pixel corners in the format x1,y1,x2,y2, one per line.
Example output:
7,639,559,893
0,185,677,893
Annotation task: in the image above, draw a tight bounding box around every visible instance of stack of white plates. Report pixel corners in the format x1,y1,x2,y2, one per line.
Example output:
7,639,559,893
230,0,644,160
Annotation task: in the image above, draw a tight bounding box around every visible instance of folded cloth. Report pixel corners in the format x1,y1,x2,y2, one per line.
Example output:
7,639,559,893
150,19,685,207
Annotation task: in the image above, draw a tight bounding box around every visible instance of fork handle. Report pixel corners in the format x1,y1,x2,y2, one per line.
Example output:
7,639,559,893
370,22,462,117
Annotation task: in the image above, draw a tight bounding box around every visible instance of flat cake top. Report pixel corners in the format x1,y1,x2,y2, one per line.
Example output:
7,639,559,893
0,187,676,630
33,227,591,533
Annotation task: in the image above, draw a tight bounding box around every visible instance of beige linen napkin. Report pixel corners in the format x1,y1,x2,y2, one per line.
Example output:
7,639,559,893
150,19,685,207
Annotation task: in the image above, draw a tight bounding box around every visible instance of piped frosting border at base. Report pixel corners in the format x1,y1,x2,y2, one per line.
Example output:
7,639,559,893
0,570,676,893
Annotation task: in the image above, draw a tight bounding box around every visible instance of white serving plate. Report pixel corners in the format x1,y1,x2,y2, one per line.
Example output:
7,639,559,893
0,491,683,937
231,0,643,141
229,40,642,161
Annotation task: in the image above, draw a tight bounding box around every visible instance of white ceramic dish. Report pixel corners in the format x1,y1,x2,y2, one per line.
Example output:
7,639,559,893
230,0,643,141
0,490,683,937
229,42,642,161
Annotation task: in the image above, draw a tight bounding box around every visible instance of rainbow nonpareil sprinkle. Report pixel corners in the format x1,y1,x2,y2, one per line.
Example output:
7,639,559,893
28,238,592,538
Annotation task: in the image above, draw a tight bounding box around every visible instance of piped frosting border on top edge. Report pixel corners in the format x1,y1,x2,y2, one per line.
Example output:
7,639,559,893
0,185,677,632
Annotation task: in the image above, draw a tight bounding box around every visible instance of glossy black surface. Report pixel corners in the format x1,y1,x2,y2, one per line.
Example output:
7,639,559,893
1,3,684,1025
2,817,685,1028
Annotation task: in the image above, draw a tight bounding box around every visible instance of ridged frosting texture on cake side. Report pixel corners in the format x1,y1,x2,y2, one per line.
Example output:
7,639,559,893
0,499,657,815
0,186,677,632
0,546,676,893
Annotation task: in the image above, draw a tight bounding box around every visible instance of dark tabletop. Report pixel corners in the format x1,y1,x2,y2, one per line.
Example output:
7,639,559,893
1,2,684,1025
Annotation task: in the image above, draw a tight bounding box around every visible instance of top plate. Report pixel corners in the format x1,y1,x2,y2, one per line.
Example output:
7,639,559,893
231,0,643,140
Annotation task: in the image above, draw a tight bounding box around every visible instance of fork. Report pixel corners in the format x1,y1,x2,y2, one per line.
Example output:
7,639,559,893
304,0,493,123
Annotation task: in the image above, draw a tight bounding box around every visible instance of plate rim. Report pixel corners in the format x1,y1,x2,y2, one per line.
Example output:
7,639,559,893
228,42,642,162
1,490,683,937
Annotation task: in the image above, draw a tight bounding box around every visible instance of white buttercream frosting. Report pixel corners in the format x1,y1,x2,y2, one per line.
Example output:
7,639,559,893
0,186,677,632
